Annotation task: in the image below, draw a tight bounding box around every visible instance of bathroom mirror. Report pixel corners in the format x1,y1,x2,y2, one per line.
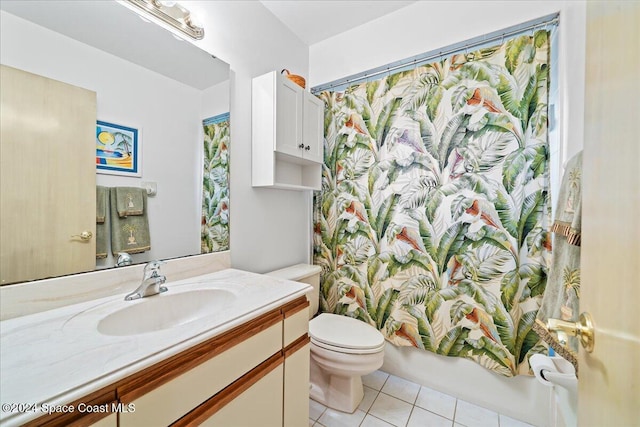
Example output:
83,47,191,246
0,1,230,285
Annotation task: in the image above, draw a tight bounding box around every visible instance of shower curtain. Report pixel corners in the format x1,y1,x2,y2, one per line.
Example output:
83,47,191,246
313,31,551,376
201,113,230,253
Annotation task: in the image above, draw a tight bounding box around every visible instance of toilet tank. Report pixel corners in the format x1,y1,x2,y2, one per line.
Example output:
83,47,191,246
266,264,322,319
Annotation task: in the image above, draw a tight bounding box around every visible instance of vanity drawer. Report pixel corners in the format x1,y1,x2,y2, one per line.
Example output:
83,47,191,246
282,297,309,347
118,312,283,427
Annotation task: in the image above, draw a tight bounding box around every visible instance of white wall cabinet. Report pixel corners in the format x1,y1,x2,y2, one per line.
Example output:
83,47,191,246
252,70,324,190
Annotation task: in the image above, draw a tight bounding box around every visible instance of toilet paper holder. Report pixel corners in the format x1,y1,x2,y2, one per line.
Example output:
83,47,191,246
546,312,595,352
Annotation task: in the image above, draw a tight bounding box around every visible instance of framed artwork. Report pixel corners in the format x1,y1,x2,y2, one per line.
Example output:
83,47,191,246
96,121,141,176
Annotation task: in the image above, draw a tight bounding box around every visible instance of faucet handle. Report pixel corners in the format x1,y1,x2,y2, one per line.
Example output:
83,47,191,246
143,260,166,277
116,252,133,267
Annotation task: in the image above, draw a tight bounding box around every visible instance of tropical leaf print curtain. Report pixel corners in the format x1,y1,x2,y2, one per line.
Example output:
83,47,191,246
201,113,230,253
313,31,551,377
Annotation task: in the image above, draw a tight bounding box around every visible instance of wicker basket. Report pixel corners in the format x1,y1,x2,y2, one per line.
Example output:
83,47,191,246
281,69,306,89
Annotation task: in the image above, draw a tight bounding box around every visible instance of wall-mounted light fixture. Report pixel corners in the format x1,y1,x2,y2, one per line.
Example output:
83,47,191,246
121,0,204,40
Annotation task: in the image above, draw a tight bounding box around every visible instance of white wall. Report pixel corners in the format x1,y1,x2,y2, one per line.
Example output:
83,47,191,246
182,1,313,273
309,2,587,425
202,80,230,121
0,11,207,268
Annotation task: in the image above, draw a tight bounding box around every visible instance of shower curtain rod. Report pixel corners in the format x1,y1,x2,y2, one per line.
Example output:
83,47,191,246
312,12,559,94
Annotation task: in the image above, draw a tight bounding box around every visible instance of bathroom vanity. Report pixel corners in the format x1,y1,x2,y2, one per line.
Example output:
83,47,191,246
0,269,311,427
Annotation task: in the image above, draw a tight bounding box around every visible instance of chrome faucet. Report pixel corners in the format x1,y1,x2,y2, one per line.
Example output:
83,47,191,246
124,260,167,301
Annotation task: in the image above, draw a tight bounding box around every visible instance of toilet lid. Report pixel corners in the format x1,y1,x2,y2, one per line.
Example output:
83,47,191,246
310,313,385,353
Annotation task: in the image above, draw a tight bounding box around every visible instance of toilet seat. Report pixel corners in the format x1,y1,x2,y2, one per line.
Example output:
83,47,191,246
310,313,385,355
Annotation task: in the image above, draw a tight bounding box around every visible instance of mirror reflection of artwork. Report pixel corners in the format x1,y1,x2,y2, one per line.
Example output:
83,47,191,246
201,113,230,253
96,121,140,177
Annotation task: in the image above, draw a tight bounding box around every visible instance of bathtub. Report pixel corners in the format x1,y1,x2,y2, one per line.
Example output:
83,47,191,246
382,345,553,426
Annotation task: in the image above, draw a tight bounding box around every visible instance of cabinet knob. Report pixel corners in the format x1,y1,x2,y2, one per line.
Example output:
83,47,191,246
298,143,305,149
305,145,311,151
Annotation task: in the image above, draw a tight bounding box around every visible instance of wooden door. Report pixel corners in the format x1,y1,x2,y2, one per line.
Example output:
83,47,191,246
0,65,96,285
579,2,640,425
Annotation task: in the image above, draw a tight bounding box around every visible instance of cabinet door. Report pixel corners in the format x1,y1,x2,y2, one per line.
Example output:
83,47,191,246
201,364,284,427
90,413,118,427
284,342,310,427
275,76,303,158
302,91,324,164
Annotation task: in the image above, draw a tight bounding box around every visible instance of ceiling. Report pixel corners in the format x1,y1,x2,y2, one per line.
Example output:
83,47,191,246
259,1,417,45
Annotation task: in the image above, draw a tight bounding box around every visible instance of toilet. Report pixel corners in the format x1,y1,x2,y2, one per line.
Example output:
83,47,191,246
267,264,385,413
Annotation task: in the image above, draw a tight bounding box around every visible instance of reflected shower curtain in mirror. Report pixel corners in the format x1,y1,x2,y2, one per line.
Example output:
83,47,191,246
201,113,230,253
313,31,552,376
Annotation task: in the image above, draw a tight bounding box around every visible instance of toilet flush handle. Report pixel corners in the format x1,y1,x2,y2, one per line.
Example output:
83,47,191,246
546,312,595,353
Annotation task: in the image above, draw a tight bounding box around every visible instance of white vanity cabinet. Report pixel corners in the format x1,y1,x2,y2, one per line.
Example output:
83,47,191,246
252,70,325,190
22,297,310,427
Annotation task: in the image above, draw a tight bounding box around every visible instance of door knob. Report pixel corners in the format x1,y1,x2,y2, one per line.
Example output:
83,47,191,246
298,143,305,149
546,312,595,352
71,231,93,241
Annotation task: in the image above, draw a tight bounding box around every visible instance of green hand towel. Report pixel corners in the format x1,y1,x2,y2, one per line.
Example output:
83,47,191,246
115,187,145,217
96,186,109,259
96,186,108,223
110,187,150,255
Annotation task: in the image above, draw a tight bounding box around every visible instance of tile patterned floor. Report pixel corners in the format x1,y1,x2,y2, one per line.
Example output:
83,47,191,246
309,370,535,427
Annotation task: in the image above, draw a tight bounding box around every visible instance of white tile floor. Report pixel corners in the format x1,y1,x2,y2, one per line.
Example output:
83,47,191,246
309,370,535,427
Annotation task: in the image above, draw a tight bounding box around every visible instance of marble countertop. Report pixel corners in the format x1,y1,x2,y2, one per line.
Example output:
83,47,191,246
0,268,311,426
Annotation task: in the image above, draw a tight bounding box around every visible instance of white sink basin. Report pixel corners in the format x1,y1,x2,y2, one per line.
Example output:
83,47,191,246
97,289,235,336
